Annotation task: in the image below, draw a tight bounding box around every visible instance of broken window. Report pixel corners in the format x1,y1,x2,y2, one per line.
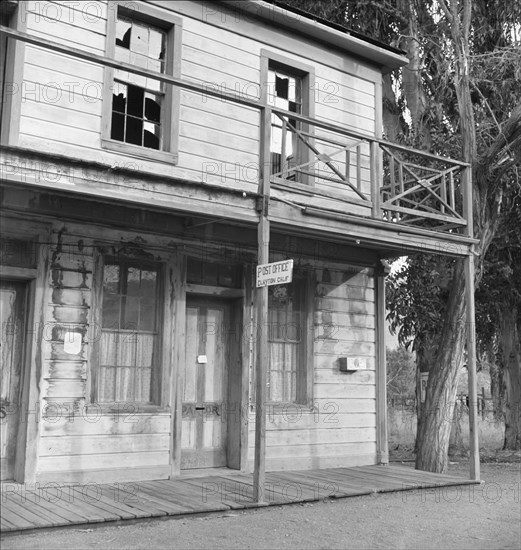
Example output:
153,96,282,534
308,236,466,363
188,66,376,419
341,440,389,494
267,64,304,181
110,15,167,150
97,257,162,404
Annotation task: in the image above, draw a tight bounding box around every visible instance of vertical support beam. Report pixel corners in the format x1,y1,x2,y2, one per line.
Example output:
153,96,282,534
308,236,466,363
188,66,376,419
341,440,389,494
465,252,480,480
253,106,272,502
370,141,380,219
375,260,390,465
461,163,479,480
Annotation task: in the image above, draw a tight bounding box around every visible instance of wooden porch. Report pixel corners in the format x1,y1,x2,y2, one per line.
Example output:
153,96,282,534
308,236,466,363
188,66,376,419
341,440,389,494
1,465,479,534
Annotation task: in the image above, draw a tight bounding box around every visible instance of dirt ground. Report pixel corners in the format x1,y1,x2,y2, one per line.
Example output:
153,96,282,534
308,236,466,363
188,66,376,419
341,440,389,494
2,461,520,550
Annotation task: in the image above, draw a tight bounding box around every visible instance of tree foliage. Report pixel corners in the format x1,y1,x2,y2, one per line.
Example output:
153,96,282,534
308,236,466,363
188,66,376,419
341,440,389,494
282,0,521,462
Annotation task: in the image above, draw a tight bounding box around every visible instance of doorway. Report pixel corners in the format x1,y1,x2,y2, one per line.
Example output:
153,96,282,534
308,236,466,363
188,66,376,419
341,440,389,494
180,297,241,469
0,280,27,481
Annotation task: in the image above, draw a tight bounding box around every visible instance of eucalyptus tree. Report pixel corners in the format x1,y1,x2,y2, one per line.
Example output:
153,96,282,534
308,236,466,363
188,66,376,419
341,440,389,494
282,0,521,469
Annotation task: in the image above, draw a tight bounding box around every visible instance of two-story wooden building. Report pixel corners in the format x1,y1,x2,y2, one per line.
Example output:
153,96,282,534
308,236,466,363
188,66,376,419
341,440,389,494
0,0,479,486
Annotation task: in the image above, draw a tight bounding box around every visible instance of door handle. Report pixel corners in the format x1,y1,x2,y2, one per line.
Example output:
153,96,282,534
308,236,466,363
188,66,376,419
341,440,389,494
195,406,205,411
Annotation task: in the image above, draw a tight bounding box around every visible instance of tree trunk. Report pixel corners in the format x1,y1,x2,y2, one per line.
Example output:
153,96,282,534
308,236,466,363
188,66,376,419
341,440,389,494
416,260,467,472
501,307,521,450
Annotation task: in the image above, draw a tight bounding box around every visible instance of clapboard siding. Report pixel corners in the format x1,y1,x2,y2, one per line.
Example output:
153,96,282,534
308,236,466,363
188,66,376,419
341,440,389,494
248,264,377,467
41,414,171,437
39,434,170,456
15,0,379,212
35,225,175,480
38,451,170,471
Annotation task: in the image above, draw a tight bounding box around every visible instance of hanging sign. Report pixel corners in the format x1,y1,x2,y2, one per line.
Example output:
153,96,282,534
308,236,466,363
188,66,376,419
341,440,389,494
256,259,293,288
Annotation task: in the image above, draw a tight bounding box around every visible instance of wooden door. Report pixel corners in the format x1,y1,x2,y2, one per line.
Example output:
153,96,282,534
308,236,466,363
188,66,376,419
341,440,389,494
0,281,26,481
181,299,231,469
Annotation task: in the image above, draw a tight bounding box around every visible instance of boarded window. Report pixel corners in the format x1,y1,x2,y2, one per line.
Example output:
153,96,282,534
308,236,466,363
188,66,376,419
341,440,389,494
267,279,307,403
97,257,162,404
111,15,167,150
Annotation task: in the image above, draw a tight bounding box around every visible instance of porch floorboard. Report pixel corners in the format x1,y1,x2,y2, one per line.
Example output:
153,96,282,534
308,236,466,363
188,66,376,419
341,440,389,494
0,465,480,534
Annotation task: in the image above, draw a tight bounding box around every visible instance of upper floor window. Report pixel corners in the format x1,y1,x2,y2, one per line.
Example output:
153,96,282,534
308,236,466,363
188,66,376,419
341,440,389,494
111,17,166,150
261,51,315,185
102,2,182,163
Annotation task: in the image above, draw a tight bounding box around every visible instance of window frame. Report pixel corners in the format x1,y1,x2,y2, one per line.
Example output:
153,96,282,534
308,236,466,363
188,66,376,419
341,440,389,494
265,274,314,407
260,50,316,189
90,251,167,410
0,0,25,146
101,1,182,163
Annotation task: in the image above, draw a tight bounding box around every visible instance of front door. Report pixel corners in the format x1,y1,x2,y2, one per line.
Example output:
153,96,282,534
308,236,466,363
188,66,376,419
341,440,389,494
0,281,27,481
181,299,231,469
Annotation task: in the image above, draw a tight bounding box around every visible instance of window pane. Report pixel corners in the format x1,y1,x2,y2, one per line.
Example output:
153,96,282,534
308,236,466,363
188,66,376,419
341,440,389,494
144,93,161,122
113,82,127,113
127,85,144,117
126,266,140,296
131,22,150,55
149,28,165,65
126,116,143,145
115,18,131,49
275,74,289,99
143,122,160,150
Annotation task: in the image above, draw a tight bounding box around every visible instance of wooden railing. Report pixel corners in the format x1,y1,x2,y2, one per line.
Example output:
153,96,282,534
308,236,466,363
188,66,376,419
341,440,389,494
269,108,471,235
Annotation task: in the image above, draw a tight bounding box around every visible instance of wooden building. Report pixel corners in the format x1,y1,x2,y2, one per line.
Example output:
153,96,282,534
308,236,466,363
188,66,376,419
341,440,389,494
0,0,479,488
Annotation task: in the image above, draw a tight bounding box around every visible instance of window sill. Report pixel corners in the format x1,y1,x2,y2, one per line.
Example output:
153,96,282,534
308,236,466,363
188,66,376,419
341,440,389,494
101,138,179,165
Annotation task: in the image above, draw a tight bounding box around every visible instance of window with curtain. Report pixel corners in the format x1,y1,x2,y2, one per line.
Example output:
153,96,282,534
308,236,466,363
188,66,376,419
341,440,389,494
267,279,308,403
97,257,162,404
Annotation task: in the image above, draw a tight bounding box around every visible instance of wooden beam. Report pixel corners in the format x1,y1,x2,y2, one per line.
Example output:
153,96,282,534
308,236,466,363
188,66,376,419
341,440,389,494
375,260,390,464
465,252,480,480
253,106,272,503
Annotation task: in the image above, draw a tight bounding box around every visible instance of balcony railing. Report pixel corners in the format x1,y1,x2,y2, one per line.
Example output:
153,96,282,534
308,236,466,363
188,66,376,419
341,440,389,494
268,108,470,236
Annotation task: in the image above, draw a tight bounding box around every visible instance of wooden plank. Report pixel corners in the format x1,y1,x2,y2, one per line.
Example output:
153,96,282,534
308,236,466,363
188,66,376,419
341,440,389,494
41,414,171,437
1,498,60,528
70,486,146,519
134,484,204,513
39,434,170,456
37,451,170,471
180,476,253,509
0,506,36,530
69,487,137,521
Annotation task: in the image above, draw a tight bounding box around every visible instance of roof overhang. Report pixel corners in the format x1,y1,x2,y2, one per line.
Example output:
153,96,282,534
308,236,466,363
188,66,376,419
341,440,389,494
219,0,409,73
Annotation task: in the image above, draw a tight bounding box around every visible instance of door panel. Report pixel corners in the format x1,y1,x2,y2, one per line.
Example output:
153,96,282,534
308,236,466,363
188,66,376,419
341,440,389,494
0,281,26,481
181,299,230,469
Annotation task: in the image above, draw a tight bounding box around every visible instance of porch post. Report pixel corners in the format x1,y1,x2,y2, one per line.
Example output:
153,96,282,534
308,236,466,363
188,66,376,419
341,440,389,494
465,251,480,480
376,260,390,464
462,163,479,481
253,106,272,502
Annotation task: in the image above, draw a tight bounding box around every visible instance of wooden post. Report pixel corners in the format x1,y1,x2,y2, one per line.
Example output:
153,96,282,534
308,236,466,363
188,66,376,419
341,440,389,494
253,106,272,502
465,252,480,480
461,164,479,480
376,260,390,464
370,141,380,218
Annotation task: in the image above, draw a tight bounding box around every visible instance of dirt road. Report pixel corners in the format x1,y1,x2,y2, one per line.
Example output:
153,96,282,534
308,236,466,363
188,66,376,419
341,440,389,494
2,462,520,550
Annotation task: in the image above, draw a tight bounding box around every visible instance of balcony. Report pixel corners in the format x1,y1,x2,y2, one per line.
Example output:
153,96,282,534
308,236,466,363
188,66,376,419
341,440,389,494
0,24,472,251
266,108,471,237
